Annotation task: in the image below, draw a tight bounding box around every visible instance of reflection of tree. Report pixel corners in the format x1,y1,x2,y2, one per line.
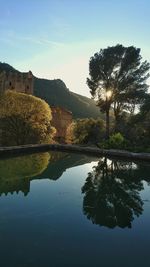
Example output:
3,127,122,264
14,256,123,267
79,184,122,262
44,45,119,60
82,158,148,229
0,152,95,196
0,152,50,196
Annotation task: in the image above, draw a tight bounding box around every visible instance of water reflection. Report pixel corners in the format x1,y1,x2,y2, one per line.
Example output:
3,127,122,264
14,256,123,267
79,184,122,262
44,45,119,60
0,152,95,196
82,158,150,229
1,152,150,229
0,152,51,196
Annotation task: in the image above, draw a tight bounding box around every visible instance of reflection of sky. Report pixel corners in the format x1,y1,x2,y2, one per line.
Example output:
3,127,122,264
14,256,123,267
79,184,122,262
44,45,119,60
31,160,99,194
0,0,150,97
136,181,150,237
140,181,150,201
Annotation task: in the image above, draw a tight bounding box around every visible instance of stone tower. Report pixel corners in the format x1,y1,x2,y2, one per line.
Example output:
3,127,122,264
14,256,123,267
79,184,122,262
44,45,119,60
0,70,34,95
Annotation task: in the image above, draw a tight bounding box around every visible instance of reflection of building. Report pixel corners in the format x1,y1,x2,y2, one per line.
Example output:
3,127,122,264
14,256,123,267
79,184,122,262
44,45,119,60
51,106,72,143
0,178,30,196
0,70,34,94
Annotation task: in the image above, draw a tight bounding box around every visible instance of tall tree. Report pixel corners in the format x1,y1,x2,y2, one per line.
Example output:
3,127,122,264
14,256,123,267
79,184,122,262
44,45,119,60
87,44,150,137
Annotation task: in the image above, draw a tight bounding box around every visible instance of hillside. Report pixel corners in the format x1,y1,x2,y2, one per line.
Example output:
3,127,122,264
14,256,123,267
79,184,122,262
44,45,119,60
0,62,102,119
34,78,102,119
0,62,18,74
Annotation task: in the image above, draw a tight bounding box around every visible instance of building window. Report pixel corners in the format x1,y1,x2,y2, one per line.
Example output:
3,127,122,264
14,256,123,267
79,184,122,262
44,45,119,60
25,85,29,93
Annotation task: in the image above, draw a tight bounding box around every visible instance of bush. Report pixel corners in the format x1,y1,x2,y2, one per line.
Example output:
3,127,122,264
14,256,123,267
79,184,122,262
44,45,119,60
98,133,126,150
67,118,105,145
109,133,125,149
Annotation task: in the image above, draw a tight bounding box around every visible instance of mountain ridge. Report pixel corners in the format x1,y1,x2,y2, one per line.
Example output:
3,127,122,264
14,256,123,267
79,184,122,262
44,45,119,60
0,62,102,119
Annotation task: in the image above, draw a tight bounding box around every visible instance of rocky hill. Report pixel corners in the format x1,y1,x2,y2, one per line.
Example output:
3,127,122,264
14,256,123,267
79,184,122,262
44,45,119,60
0,62,102,119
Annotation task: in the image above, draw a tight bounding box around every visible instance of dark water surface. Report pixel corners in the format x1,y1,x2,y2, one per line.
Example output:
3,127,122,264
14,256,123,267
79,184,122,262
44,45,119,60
0,151,150,267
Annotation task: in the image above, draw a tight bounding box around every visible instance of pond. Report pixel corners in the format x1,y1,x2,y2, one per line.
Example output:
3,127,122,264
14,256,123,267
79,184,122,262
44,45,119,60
0,151,150,267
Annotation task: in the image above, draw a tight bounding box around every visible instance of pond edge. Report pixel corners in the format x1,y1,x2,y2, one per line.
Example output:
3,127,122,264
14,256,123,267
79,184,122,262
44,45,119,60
0,144,150,161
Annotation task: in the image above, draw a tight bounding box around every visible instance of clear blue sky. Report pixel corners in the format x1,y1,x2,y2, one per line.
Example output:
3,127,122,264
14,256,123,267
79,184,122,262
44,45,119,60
0,0,150,96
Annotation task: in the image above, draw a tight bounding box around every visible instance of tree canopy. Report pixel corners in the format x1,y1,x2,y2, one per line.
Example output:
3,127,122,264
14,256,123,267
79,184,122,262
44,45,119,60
0,90,56,145
87,44,150,137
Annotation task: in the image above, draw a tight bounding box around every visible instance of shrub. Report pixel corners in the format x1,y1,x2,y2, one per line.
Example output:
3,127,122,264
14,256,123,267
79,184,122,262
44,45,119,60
109,133,125,149
66,118,105,145
97,133,126,150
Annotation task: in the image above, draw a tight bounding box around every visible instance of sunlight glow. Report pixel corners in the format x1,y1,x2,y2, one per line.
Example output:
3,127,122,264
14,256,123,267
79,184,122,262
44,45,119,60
106,90,112,99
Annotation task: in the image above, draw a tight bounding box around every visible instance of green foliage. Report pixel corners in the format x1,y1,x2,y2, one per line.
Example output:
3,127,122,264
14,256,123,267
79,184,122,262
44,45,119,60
0,115,56,146
123,111,150,151
69,118,105,145
0,90,56,146
109,133,125,149
98,132,126,149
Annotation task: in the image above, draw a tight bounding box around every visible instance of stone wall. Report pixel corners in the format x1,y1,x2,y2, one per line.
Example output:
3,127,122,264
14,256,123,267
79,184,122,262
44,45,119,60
0,70,34,95
51,106,72,143
1,144,150,161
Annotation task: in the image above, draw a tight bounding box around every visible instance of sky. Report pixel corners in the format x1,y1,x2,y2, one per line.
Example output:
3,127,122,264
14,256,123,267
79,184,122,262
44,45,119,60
0,0,150,97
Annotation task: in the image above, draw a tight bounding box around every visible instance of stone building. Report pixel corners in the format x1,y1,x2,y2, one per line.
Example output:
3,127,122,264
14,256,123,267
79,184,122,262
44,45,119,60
51,106,72,143
0,70,34,95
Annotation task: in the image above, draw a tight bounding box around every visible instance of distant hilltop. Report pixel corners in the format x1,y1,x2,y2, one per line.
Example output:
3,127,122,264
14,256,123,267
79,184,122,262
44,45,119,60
0,62,102,119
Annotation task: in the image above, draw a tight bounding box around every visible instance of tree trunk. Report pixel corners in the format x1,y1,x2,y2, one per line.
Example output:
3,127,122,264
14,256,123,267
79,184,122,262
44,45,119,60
114,102,122,132
105,109,110,139
115,115,120,132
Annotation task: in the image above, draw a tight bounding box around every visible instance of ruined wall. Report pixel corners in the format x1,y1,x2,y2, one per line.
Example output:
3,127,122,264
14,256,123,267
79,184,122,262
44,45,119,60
0,70,34,95
51,106,72,143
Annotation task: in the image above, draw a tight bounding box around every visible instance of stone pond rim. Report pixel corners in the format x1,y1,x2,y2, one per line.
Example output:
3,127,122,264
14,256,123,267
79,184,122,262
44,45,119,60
0,144,150,162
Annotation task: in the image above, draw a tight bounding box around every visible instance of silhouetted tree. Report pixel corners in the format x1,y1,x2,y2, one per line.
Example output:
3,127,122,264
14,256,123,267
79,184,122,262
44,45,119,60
87,44,150,137
140,94,150,115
